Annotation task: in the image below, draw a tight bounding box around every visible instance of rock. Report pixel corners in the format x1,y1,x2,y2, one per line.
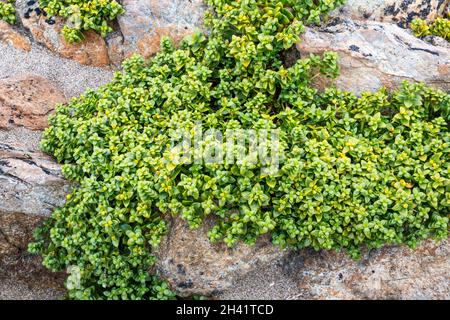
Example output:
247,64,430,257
154,216,288,297
0,75,66,130
220,239,450,300
117,0,206,59
15,0,110,67
106,32,125,68
156,214,450,299
0,135,69,217
423,35,450,48
0,75,68,263
0,207,66,299
297,18,450,94
0,126,68,298
331,0,449,26
0,21,32,51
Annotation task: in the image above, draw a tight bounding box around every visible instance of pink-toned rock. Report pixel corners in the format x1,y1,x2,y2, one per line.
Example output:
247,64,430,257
0,21,32,51
0,75,66,130
16,1,109,67
117,0,206,59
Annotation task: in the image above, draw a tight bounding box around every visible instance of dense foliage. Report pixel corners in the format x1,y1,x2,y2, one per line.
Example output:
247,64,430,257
0,0,16,24
29,0,449,300
411,14,450,41
39,0,124,43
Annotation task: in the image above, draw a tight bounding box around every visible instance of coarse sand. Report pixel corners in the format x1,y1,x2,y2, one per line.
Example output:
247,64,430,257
0,277,64,300
0,43,114,99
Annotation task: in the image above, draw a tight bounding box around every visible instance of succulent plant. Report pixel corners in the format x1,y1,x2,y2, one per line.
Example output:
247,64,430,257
0,0,17,24
39,0,124,43
29,0,450,300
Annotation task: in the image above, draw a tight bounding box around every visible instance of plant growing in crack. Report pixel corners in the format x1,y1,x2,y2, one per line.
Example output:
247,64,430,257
411,12,450,41
38,0,124,43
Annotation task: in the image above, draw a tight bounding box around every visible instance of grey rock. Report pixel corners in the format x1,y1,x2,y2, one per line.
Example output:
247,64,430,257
0,129,68,299
423,35,450,48
0,137,69,218
297,18,450,94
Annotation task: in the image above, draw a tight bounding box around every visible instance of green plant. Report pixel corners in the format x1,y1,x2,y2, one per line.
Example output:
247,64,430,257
39,0,124,43
0,0,16,24
411,14,450,41
29,0,449,300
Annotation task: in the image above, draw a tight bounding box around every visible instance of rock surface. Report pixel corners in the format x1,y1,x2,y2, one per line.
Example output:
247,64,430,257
0,138,69,217
15,0,110,68
117,0,206,59
297,18,450,94
219,239,450,300
0,21,31,52
155,216,287,297
154,215,449,299
0,42,113,298
0,126,68,299
0,75,66,130
331,0,449,26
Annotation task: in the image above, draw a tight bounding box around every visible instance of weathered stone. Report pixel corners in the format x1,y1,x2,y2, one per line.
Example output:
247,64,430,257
331,0,449,26
0,138,69,217
423,34,450,48
0,127,68,298
0,75,66,130
15,0,110,67
0,210,66,299
297,19,450,94
117,0,206,59
220,239,450,300
106,32,125,68
0,21,32,52
155,216,288,297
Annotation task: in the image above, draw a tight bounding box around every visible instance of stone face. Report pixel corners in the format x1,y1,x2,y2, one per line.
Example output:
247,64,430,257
0,137,69,217
331,0,449,26
0,126,68,298
16,0,110,67
297,18,450,94
0,210,66,300
118,0,206,59
154,216,288,297
106,32,125,68
155,214,450,299
0,75,66,130
220,239,450,300
0,21,32,51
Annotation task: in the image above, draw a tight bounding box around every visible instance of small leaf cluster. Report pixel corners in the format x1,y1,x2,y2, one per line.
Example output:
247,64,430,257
29,0,449,300
39,0,124,43
411,13,450,41
0,0,16,25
